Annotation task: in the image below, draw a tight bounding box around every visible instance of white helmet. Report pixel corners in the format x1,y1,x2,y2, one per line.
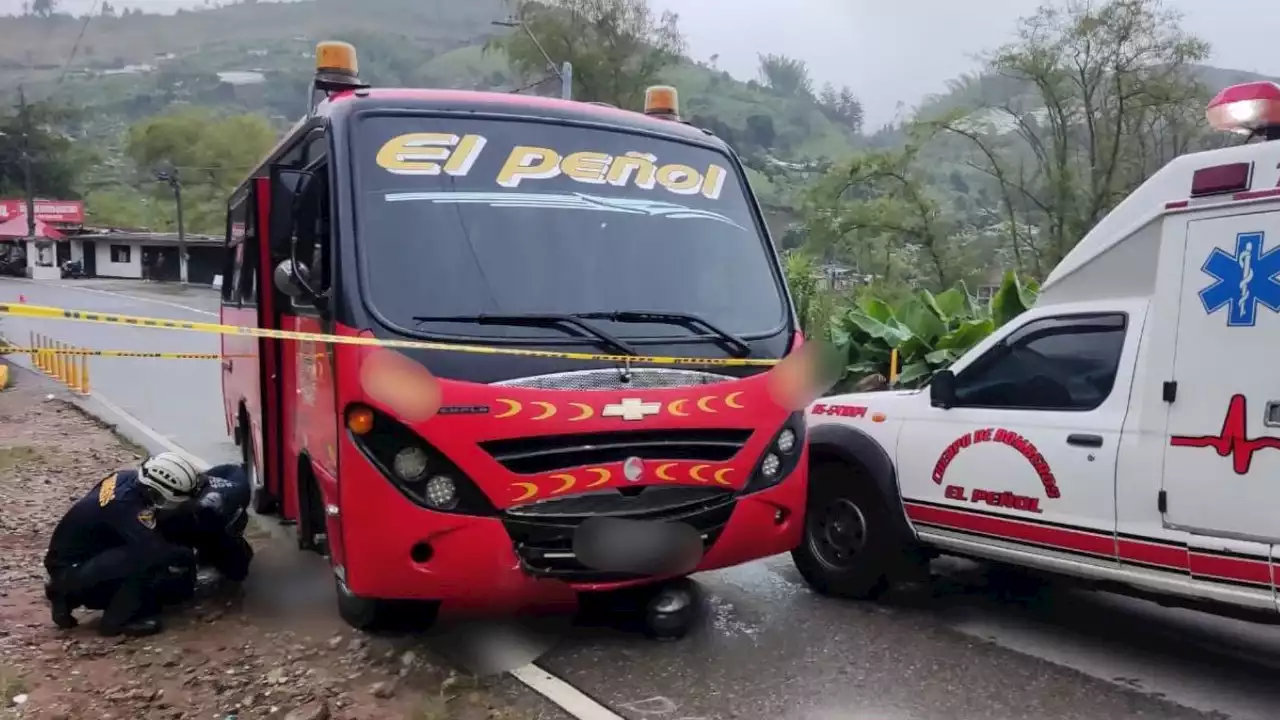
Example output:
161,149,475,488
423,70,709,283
139,452,203,508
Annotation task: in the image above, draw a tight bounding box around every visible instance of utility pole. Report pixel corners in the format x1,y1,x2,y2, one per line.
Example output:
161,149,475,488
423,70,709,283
155,167,186,284
17,86,35,241
492,18,570,99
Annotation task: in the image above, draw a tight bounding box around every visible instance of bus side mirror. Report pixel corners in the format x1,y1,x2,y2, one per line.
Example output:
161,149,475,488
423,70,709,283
267,167,315,258
273,258,311,300
930,370,956,409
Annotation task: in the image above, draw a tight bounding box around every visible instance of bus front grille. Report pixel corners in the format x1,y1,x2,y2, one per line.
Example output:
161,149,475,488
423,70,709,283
480,429,751,475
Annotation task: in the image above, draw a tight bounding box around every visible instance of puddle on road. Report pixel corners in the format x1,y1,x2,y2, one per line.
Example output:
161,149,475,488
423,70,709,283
705,594,761,638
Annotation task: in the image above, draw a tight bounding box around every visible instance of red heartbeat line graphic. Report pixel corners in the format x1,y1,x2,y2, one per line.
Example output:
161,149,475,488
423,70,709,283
1169,394,1280,474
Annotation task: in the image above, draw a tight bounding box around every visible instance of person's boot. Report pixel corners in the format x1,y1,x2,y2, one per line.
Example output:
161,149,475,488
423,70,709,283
100,616,163,638
45,581,77,629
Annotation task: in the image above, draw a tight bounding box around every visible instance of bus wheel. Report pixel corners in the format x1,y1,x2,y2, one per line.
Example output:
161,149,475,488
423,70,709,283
791,460,896,600
242,424,275,514
335,577,438,633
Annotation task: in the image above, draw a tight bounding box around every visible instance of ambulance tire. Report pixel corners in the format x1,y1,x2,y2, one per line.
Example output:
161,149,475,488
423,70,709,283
792,460,898,600
335,577,440,633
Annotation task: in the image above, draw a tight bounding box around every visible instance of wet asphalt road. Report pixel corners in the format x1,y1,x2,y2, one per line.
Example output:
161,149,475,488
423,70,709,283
4,277,1280,720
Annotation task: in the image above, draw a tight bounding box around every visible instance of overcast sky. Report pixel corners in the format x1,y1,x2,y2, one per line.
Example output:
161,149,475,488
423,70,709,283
4,0,1279,126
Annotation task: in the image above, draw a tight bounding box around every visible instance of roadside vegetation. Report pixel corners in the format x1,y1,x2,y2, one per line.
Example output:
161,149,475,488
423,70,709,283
0,0,1260,387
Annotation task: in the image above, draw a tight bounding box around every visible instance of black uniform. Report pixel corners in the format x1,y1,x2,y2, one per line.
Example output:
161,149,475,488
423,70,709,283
158,464,254,582
44,469,196,636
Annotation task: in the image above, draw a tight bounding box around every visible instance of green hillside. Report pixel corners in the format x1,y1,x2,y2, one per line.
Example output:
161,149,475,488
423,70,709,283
0,0,859,218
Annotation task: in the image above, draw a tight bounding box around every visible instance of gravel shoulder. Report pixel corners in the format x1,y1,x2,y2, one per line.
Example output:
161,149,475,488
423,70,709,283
0,365,559,720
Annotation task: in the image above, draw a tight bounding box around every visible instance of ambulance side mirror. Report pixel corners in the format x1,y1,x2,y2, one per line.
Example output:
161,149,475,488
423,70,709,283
930,370,956,409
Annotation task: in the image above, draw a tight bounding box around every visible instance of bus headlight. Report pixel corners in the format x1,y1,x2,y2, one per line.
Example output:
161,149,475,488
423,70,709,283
346,403,497,516
424,476,458,510
743,412,806,494
776,428,797,454
393,446,429,481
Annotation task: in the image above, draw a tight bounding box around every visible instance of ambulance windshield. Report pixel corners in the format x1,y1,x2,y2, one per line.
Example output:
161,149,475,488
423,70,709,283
352,115,788,344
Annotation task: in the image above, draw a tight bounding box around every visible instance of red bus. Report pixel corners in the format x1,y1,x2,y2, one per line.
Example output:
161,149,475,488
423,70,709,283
220,41,809,632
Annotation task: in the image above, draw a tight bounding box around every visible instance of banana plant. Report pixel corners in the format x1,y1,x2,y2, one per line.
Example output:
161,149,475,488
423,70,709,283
830,271,1039,391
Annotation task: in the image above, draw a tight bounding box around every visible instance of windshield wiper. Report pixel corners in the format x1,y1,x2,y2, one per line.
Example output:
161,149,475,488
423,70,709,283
574,310,752,358
410,313,640,357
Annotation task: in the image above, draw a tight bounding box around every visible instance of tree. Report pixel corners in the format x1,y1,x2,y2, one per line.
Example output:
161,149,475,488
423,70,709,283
758,54,813,98
925,0,1211,274
493,0,685,109
744,114,777,149
88,111,277,234
818,83,865,134
802,129,961,291
31,0,56,17
0,99,81,201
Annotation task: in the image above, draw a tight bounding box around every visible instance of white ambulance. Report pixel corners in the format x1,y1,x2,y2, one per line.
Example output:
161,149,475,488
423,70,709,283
795,81,1280,619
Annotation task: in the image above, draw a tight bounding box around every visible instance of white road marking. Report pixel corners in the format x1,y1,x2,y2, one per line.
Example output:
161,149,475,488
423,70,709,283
510,664,627,720
1,278,219,317
64,347,622,720
87,389,212,468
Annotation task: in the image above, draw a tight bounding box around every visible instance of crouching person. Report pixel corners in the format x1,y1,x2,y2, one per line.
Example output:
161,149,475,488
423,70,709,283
159,463,255,588
44,452,204,637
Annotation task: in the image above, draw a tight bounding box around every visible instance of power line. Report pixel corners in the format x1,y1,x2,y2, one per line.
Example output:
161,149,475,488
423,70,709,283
58,0,102,85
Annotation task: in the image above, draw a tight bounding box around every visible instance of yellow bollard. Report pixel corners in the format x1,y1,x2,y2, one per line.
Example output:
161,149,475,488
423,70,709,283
55,341,66,384
78,350,90,395
28,331,36,369
38,335,50,374
33,334,42,372
67,345,80,391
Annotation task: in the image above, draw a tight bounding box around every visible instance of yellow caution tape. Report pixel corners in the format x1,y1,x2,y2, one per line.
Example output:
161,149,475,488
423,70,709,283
0,347,230,360
0,302,781,368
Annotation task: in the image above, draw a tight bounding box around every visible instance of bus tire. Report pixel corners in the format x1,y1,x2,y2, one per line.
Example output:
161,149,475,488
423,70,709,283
242,420,275,515
791,460,898,600
335,577,439,633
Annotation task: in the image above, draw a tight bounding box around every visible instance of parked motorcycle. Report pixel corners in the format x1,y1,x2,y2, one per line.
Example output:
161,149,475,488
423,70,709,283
60,260,85,279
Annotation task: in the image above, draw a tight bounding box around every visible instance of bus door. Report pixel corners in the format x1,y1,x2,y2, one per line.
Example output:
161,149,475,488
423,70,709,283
267,146,341,557
222,187,271,510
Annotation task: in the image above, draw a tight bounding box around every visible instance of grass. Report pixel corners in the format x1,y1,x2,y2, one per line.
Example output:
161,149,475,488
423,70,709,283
0,445,41,474
414,691,449,720
0,664,26,703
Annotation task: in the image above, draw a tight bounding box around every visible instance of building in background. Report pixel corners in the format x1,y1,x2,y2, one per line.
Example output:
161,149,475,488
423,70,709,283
69,229,223,284
0,199,86,279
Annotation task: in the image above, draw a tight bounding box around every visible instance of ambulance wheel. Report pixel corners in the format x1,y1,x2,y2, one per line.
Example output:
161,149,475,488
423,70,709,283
792,460,898,600
335,577,438,632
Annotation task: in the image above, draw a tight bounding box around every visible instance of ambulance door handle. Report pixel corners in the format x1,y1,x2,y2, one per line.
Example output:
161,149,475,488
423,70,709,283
1066,433,1103,448
1264,401,1280,428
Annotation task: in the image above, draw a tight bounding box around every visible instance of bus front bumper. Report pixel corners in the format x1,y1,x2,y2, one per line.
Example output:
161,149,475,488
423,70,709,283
339,456,807,615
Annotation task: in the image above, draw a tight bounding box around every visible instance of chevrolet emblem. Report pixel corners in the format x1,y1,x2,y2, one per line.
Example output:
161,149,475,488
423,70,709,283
602,398,661,421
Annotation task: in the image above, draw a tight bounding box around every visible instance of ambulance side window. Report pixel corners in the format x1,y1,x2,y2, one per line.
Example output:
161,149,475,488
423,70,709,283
952,313,1127,411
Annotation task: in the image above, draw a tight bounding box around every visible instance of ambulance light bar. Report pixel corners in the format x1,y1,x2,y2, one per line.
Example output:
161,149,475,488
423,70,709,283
1190,162,1252,197
1206,81,1280,136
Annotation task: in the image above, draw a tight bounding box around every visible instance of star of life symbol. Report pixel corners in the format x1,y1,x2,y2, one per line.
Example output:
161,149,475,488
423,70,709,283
1199,231,1280,327
602,398,661,421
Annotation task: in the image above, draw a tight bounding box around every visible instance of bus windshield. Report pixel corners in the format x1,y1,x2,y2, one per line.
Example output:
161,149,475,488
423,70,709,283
352,114,788,345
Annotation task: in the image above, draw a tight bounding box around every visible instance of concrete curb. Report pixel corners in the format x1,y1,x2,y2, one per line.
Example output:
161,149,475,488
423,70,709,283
0,352,298,550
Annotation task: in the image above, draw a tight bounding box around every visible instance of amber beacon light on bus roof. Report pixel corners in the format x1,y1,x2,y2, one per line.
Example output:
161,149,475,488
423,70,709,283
310,40,369,114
